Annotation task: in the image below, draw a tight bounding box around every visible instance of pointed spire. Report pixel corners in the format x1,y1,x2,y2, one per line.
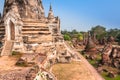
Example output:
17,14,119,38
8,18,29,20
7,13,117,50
50,4,52,11
48,4,54,19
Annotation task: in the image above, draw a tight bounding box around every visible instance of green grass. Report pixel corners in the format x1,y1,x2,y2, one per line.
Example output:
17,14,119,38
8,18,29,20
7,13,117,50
89,59,120,80
87,54,102,68
12,51,22,56
88,57,120,80
11,51,23,58
16,61,28,67
89,60,98,67
101,72,120,80
81,52,120,80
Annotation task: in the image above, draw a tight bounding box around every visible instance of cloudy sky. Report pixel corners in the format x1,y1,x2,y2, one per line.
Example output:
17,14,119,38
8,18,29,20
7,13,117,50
0,0,120,31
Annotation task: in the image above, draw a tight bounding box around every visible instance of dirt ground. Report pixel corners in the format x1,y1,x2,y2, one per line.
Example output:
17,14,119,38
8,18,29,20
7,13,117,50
52,44,105,80
52,61,97,80
0,51,104,80
0,56,26,72
0,56,17,71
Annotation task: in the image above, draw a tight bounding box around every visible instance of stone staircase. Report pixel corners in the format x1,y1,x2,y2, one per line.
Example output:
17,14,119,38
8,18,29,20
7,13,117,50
0,25,5,54
22,26,52,43
22,26,51,35
0,25,5,41
1,40,13,56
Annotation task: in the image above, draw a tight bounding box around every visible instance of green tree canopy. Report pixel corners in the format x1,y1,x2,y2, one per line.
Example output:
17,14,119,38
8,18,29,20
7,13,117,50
90,25,106,40
107,28,120,38
71,29,78,34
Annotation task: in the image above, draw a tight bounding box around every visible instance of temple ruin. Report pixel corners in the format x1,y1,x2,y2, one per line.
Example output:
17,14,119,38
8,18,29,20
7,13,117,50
0,0,63,56
0,1,81,79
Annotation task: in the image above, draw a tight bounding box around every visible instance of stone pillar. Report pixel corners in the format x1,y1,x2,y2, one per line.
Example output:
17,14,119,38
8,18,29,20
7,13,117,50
5,19,13,41
13,25,24,52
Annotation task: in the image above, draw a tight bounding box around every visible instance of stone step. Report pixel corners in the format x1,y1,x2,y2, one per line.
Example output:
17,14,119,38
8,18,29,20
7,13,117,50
0,26,5,28
22,28,49,31
23,26,49,29
23,23,47,27
0,31,5,33
1,40,13,56
22,31,51,34
0,28,5,30
0,33,5,35
22,33,51,35
0,26,5,36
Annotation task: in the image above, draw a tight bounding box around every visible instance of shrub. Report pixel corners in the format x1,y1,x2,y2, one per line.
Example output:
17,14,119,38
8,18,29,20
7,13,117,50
64,34,71,41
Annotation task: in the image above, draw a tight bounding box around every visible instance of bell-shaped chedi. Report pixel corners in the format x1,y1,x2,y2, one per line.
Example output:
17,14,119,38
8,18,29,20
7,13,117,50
84,32,98,59
85,32,97,52
92,32,99,44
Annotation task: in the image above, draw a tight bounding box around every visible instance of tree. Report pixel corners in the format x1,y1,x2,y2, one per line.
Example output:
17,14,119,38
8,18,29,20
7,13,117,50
71,29,78,34
61,30,68,34
90,25,106,40
107,28,120,38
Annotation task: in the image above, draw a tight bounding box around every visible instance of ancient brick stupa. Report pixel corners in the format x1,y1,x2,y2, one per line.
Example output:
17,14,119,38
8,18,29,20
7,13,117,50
84,32,98,59
0,0,62,56
0,0,79,64
85,32,97,52
0,1,81,79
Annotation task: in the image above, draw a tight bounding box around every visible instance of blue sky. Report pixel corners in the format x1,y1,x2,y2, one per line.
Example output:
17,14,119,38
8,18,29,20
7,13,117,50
0,0,120,31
